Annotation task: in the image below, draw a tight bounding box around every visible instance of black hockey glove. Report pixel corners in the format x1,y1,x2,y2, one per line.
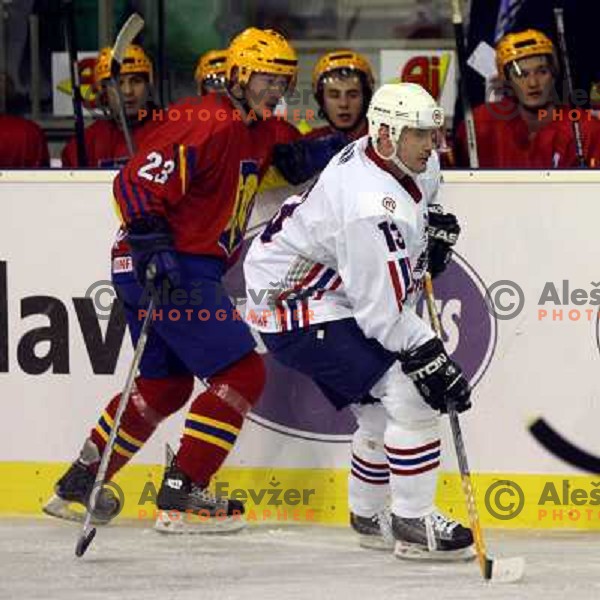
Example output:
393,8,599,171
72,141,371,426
272,133,347,186
127,216,181,288
400,337,471,413
427,204,460,279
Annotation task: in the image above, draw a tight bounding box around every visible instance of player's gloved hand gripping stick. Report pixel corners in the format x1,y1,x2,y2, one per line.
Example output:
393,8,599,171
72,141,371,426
400,335,471,414
423,272,525,583
128,217,181,288
426,204,460,279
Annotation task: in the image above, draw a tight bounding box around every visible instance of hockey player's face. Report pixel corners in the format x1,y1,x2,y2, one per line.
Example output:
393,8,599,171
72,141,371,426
398,128,436,173
245,73,290,118
107,73,149,118
509,56,554,109
199,76,225,96
322,76,364,131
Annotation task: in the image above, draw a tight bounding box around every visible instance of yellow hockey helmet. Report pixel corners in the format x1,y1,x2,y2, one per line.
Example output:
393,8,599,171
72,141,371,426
312,50,374,95
225,27,298,88
496,29,556,77
94,44,153,87
195,49,228,84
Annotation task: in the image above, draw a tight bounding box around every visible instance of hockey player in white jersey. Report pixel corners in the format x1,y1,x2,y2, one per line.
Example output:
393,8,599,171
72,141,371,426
243,82,472,560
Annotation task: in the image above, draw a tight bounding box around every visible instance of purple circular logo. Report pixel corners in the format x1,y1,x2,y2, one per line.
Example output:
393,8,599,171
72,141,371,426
415,253,497,387
226,242,496,442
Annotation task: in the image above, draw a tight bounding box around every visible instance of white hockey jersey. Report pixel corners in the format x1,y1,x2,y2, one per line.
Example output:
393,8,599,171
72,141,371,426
243,136,440,354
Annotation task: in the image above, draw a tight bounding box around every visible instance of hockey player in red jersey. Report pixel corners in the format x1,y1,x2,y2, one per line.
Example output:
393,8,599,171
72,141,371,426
194,49,227,95
43,28,299,533
62,44,162,168
0,114,49,167
273,50,374,185
308,49,373,140
455,29,600,168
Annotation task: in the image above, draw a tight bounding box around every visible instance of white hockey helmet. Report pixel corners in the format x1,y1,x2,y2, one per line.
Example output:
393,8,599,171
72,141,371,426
367,82,444,176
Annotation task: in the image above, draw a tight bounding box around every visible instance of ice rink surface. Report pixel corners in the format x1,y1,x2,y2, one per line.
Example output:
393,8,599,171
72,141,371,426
1,519,599,600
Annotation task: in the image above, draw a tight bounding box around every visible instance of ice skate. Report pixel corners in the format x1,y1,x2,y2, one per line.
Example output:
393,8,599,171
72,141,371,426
42,439,121,525
154,445,246,534
350,510,395,550
392,509,475,561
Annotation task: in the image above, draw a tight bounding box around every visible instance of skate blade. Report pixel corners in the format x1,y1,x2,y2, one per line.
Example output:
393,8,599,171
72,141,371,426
154,509,247,534
357,534,395,551
394,540,476,562
42,495,112,526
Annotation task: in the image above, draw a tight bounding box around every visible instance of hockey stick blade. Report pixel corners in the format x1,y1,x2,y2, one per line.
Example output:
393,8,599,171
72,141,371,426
487,555,525,583
75,527,96,557
111,13,144,77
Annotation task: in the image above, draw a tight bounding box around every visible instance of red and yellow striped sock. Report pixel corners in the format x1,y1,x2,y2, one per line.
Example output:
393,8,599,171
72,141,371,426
176,390,244,487
89,376,193,479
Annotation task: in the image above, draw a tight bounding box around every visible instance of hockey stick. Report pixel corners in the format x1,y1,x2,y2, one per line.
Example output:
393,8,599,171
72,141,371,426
75,289,156,557
529,417,600,473
63,0,88,166
108,13,145,157
157,0,168,106
450,0,479,169
554,7,587,168
423,273,525,583
74,16,147,559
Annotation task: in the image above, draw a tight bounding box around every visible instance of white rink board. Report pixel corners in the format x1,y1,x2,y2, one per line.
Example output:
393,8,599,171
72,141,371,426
1,170,600,475
442,170,600,474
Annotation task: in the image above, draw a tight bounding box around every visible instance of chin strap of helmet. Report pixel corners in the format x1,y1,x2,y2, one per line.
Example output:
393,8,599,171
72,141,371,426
372,129,421,179
226,81,253,120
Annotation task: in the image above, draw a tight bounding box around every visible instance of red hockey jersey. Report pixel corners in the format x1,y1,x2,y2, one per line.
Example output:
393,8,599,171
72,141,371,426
62,114,164,168
455,101,600,168
113,93,298,260
0,115,49,168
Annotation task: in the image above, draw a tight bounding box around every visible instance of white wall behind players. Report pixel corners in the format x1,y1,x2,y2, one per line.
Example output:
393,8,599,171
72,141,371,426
1,170,599,476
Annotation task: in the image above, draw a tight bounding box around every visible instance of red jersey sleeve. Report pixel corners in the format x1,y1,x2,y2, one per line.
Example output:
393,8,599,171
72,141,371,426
272,118,301,144
113,119,216,223
0,116,49,168
454,103,510,168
